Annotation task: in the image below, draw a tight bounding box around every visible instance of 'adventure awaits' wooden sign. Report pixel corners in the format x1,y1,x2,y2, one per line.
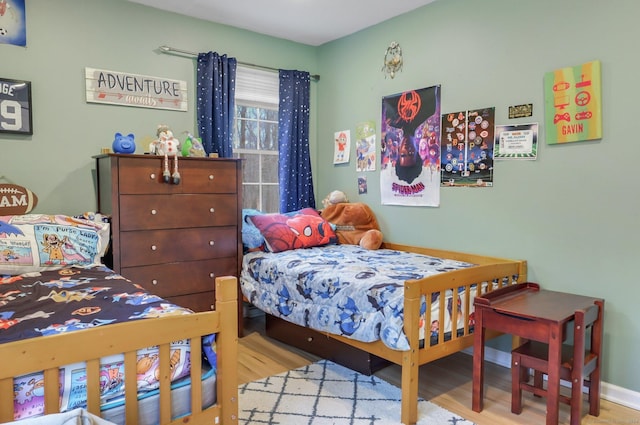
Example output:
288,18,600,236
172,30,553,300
85,67,187,112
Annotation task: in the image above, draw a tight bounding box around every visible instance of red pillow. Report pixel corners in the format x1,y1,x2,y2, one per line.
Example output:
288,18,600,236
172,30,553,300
249,208,338,253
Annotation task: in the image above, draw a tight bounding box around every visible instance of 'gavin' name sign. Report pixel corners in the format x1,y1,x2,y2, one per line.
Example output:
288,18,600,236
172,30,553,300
85,67,187,111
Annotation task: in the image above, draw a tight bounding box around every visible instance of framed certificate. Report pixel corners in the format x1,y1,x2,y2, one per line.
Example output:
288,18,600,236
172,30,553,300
0,78,33,135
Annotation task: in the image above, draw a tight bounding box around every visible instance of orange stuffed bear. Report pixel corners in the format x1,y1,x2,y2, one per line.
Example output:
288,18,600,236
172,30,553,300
321,202,383,250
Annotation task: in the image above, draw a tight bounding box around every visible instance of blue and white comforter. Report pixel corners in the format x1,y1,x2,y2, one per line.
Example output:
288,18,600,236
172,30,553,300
240,245,476,351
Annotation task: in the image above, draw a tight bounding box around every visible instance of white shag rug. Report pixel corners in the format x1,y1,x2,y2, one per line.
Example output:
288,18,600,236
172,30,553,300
239,359,475,424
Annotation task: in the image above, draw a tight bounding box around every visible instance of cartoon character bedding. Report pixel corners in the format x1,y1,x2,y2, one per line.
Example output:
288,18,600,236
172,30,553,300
241,244,486,351
0,214,216,422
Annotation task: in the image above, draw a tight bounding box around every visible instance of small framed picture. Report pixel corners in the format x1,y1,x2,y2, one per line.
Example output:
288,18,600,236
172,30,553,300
0,78,33,135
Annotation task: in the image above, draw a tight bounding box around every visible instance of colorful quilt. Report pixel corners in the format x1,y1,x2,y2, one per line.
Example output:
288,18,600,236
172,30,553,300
0,264,212,421
240,244,480,351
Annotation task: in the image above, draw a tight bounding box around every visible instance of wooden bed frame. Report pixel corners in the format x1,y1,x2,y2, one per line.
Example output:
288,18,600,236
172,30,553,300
259,242,527,425
0,276,239,425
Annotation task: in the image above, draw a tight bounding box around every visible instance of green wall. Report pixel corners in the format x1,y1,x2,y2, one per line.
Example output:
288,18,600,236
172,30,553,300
1,0,317,213
1,0,639,398
316,0,639,395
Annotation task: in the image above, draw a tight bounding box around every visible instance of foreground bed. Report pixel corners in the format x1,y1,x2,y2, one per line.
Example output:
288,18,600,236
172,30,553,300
0,274,239,425
241,241,527,425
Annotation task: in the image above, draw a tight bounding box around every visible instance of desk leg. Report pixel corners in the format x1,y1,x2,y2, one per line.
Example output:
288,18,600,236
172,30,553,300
546,327,562,425
472,309,485,412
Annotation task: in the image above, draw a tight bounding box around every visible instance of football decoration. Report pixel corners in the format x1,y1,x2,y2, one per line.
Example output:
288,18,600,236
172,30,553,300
0,184,38,215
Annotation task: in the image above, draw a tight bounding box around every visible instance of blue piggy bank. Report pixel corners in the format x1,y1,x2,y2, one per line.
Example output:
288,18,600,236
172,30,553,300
112,132,136,154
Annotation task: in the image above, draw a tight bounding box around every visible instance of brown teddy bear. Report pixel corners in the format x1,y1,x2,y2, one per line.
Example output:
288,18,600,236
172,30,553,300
321,202,384,250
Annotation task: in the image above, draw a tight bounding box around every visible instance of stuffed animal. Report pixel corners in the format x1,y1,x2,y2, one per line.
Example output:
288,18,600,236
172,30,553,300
321,202,384,250
181,132,206,157
150,125,181,184
322,190,349,208
112,132,136,154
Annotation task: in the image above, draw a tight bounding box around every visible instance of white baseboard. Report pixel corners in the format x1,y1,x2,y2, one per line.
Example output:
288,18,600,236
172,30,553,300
462,346,640,412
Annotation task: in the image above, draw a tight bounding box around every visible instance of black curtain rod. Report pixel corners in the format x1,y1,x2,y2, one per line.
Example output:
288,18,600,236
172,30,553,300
158,45,320,82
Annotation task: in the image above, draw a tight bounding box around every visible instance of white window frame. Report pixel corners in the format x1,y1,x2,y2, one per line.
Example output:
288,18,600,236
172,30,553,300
233,66,280,212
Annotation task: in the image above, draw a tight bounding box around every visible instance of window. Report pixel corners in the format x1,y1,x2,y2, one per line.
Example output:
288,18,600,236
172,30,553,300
233,66,280,213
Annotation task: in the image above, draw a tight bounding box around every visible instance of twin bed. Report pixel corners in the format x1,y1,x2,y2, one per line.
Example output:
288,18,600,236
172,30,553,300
0,201,526,425
0,212,238,424
240,207,527,425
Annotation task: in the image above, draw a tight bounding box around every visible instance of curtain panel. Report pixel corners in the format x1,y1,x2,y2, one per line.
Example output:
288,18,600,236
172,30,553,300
196,52,237,157
278,70,315,212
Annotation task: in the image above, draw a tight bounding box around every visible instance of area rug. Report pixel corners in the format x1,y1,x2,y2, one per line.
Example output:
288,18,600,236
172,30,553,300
238,359,475,424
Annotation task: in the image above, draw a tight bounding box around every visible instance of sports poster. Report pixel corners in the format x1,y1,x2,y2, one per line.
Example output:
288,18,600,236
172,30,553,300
0,0,27,47
380,85,441,207
440,107,495,187
494,123,538,160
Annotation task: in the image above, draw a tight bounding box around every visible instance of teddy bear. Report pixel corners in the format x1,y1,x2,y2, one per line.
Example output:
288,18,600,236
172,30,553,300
321,199,384,250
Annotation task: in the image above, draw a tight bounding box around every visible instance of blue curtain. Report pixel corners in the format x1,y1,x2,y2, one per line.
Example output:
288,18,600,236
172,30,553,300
196,52,237,157
278,70,315,212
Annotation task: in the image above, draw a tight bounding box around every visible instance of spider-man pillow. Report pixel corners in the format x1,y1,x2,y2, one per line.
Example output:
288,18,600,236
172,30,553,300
249,208,338,253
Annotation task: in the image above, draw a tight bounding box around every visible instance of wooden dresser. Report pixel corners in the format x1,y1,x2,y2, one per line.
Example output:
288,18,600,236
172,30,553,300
95,154,242,314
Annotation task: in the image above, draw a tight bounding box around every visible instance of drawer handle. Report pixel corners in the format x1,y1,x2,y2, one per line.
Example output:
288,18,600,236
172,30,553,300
152,279,158,285
150,173,156,180
209,272,215,279
209,207,215,213
151,209,157,215
151,245,157,251
307,337,313,342
209,240,215,246
208,175,214,180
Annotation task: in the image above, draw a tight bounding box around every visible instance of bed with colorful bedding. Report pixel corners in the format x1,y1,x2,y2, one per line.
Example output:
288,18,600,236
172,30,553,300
240,207,527,425
0,213,238,425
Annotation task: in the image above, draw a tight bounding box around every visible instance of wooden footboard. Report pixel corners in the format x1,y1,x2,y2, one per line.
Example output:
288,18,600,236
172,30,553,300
0,276,239,425
330,243,527,425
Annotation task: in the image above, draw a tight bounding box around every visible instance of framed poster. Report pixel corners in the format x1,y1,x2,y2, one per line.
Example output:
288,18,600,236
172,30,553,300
0,78,32,135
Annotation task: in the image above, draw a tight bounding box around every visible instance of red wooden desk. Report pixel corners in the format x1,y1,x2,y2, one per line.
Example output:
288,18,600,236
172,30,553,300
472,282,604,425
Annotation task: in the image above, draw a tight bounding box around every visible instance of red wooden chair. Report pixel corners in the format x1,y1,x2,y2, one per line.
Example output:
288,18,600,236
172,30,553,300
510,302,603,425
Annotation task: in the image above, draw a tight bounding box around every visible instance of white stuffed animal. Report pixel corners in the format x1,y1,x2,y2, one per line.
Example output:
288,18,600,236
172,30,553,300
151,125,181,184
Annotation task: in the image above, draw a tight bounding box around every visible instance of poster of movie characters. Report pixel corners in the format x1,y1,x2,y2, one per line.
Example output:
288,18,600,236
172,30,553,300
440,107,495,187
380,85,441,207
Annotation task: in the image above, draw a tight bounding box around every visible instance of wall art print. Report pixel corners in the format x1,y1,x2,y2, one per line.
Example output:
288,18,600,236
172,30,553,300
543,60,602,144
440,107,495,187
0,0,26,47
381,85,441,207
333,130,350,164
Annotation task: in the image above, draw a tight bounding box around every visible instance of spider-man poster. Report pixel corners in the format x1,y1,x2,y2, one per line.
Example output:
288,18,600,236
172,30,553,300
381,85,441,207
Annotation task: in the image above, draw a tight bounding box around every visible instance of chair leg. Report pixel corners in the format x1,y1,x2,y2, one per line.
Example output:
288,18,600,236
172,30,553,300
533,370,544,397
511,353,523,414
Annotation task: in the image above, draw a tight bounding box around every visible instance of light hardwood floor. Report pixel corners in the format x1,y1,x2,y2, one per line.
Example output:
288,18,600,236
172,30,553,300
239,314,640,425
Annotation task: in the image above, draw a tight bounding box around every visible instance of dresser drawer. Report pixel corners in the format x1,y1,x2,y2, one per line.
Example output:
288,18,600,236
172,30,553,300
119,226,238,267
165,291,217,312
121,258,237,298
119,194,238,230
117,156,238,194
